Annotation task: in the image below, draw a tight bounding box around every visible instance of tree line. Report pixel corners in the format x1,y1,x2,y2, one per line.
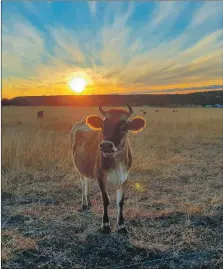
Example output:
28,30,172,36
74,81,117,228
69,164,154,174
2,90,223,107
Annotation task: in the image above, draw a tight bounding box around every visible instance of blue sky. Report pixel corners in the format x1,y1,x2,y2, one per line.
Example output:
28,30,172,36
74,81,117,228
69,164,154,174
2,1,223,97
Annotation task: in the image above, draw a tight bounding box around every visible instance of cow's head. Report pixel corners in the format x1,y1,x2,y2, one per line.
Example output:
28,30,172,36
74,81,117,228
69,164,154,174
86,105,146,157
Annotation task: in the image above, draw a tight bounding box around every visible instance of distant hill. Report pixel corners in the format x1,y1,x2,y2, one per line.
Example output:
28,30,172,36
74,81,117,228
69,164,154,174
2,90,223,107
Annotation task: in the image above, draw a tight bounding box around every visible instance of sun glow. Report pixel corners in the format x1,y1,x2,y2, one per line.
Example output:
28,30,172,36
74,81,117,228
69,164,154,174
69,77,87,93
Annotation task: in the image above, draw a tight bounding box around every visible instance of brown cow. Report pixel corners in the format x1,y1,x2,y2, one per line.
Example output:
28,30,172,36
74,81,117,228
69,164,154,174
37,111,44,118
71,105,146,233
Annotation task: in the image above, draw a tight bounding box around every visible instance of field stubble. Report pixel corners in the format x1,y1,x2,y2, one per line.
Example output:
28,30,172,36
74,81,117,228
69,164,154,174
1,106,223,269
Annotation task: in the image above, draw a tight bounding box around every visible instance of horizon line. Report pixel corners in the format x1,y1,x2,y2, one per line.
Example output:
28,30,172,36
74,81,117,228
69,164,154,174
3,88,223,101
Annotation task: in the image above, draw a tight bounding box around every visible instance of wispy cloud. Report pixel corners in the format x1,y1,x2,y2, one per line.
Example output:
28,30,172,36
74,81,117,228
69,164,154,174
49,27,87,64
2,14,45,77
191,1,223,28
88,1,97,16
2,1,223,97
148,1,185,31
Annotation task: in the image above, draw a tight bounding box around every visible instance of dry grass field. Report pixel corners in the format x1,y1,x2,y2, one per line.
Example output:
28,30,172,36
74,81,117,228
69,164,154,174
1,106,223,269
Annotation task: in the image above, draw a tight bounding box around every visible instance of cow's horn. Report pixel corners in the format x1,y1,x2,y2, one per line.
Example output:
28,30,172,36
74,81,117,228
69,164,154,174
99,103,107,116
127,104,133,117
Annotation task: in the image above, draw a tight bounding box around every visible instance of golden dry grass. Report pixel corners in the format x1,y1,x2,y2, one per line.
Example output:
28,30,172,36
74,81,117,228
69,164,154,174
1,106,223,269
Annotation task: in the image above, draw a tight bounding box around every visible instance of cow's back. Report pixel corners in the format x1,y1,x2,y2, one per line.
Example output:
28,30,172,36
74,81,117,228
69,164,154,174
71,119,102,179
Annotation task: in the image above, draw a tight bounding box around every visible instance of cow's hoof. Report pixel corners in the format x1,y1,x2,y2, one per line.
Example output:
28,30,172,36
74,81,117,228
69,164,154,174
117,225,128,234
98,225,111,234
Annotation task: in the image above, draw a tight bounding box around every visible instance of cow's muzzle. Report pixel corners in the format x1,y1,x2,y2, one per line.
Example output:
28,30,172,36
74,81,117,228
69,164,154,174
100,140,118,157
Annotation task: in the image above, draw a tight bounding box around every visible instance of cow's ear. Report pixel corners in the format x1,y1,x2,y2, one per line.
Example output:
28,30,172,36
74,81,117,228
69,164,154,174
127,117,146,133
86,115,103,130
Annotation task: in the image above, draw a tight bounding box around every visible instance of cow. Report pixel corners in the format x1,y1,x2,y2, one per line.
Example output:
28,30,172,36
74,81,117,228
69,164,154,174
155,110,159,112
173,110,178,112
37,111,44,118
71,105,146,234
140,109,146,115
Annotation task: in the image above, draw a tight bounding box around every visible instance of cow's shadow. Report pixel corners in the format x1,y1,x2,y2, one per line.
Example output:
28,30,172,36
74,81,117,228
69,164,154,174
2,191,221,269
3,226,164,269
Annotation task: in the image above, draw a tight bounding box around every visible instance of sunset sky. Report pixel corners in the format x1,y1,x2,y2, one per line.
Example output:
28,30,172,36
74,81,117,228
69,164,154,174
2,1,223,98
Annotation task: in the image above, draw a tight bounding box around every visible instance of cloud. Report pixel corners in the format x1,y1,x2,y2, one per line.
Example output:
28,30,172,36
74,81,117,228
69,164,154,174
2,14,48,91
149,1,184,29
181,30,223,59
88,1,97,16
129,85,223,95
191,1,223,28
49,27,87,64
2,1,223,97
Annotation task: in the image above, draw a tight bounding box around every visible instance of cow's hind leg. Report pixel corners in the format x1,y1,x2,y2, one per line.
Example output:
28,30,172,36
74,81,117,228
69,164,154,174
80,176,91,210
116,182,128,234
98,179,111,233
86,178,92,207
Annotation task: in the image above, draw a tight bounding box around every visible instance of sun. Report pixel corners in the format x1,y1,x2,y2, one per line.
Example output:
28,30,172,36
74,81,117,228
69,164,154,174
69,77,87,93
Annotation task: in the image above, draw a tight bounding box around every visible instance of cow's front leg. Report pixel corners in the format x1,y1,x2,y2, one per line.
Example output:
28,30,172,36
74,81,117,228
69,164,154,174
98,178,111,233
116,182,128,233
